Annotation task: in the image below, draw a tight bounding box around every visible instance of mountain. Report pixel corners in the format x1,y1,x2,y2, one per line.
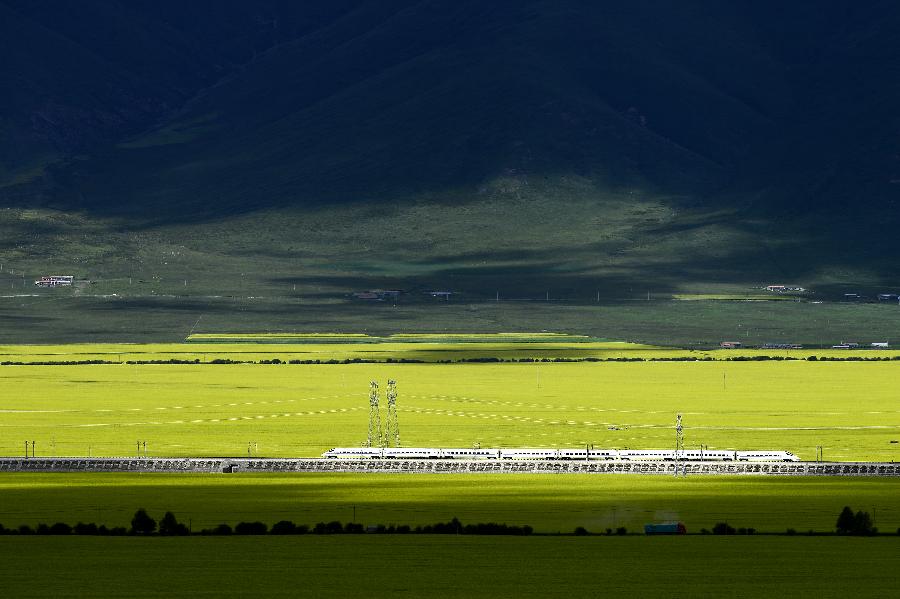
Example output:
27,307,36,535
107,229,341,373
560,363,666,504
3,1,895,219
0,1,898,344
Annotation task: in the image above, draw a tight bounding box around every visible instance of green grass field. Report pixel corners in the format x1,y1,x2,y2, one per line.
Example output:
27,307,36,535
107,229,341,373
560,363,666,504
3,535,896,598
1,360,899,461
0,473,898,534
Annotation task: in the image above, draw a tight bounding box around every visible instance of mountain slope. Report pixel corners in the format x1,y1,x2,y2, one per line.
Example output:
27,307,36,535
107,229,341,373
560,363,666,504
0,1,898,306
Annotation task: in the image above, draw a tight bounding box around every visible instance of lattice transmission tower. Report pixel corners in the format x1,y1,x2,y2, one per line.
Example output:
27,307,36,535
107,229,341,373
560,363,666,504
366,381,382,448
383,379,400,448
674,413,685,476
675,413,684,453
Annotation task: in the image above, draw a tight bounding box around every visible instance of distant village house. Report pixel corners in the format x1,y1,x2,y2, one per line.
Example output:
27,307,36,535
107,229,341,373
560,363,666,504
34,275,74,287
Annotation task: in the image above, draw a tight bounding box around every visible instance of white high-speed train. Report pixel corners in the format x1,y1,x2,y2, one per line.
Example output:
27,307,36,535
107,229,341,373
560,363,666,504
321,447,800,462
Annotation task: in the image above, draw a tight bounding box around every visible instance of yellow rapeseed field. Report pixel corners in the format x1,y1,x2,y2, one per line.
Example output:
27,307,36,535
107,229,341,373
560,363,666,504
1,359,898,461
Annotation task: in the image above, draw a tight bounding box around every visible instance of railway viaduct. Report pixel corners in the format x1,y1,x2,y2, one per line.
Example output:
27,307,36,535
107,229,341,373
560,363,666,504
0,457,898,476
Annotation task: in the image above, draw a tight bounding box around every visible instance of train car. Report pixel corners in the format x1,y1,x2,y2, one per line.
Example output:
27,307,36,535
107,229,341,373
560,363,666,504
322,447,383,459
322,447,801,462
499,449,560,460
558,448,619,460
442,448,501,459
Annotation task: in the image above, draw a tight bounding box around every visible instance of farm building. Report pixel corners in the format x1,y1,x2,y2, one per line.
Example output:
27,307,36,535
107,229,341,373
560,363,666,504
34,275,74,287
720,341,742,349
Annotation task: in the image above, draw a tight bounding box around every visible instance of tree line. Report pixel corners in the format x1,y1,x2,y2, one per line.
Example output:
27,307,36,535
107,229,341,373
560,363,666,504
3,355,900,367
0,507,888,537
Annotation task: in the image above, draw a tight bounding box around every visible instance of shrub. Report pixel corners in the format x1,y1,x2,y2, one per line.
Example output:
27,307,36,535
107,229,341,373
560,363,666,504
130,509,156,535
574,526,589,536
712,522,736,535
201,524,232,536
270,520,297,535
49,522,72,535
786,528,797,536
615,527,627,536
344,522,364,534
74,522,98,535
234,521,268,535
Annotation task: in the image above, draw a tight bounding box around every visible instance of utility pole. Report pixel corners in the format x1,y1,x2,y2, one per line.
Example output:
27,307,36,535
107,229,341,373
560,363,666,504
674,414,684,477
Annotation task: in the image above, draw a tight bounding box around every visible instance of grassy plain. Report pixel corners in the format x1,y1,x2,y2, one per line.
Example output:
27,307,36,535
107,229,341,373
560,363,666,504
1,473,899,533
3,535,897,598
1,360,899,461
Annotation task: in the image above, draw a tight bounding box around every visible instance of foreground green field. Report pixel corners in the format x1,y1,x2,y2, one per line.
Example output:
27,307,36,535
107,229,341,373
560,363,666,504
1,361,899,460
2,536,896,598
0,473,898,533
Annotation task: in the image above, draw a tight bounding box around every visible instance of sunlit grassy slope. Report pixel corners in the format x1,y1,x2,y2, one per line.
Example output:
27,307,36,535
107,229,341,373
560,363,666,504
2,361,899,461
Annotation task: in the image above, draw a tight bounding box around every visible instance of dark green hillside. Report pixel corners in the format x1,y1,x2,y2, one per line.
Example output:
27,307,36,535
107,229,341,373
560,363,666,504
0,2,898,343
4,0,897,221
27,2,792,216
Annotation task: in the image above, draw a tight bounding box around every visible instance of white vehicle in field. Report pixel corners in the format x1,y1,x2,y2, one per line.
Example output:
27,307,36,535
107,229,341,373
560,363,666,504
321,447,800,462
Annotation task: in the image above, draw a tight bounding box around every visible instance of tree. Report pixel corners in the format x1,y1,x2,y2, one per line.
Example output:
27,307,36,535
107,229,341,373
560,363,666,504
836,506,855,534
158,512,189,536
836,506,876,536
130,509,156,535
852,510,875,536
574,526,589,536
